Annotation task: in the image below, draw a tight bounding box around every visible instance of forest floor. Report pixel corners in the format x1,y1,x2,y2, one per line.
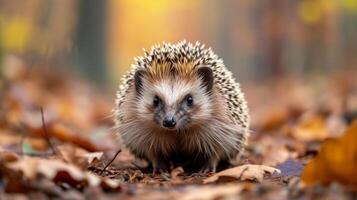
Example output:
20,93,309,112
0,63,357,200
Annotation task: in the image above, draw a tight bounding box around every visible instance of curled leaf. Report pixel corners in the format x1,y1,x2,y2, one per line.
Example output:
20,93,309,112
203,164,280,184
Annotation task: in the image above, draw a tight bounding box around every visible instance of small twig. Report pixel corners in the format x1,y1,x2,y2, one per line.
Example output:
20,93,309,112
100,149,122,175
40,107,58,155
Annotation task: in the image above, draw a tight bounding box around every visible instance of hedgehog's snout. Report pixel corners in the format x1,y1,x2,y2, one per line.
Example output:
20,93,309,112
162,115,176,128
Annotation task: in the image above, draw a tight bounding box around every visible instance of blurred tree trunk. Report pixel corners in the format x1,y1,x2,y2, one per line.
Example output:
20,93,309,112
258,0,289,78
75,0,107,85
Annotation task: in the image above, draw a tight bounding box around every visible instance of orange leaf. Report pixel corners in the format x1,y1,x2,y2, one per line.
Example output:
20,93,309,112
291,115,329,141
302,120,357,188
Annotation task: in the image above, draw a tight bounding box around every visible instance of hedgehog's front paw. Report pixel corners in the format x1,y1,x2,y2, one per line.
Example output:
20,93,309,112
199,161,217,173
152,160,170,174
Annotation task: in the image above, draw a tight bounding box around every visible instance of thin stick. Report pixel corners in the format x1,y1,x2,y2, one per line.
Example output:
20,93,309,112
100,149,122,175
40,107,58,155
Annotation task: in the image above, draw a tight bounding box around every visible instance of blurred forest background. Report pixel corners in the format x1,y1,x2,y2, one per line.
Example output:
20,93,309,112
1,1,357,199
1,0,356,90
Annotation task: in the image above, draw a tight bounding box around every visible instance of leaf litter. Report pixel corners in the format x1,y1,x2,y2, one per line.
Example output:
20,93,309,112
0,64,357,199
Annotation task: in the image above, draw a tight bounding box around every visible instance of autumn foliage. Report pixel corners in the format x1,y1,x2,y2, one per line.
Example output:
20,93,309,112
0,65,356,199
302,120,357,188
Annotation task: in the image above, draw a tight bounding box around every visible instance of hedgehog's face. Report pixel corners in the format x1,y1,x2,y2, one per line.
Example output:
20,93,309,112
134,66,214,131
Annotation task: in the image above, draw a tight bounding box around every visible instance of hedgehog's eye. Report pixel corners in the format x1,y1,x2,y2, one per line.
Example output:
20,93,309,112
153,96,161,107
186,95,193,106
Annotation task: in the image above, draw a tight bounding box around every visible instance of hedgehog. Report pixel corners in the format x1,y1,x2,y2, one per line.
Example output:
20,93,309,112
115,41,249,173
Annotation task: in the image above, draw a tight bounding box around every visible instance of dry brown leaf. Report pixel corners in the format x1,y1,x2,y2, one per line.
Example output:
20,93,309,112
8,118,101,152
171,167,184,184
0,151,19,162
57,144,88,165
302,120,357,188
49,123,99,152
246,134,300,167
83,152,103,164
262,145,296,166
5,156,120,190
7,157,85,181
57,144,102,168
178,184,242,200
203,164,280,184
260,107,290,131
291,115,329,141
0,131,48,151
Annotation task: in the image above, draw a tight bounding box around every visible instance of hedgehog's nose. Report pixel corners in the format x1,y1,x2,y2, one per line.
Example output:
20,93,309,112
163,116,176,128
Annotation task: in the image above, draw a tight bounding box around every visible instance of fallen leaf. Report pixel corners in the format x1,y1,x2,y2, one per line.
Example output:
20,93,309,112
100,178,122,192
302,120,357,188
260,107,290,131
203,164,280,184
57,144,102,168
83,152,103,164
178,184,242,200
0,151,19,162
57,144,82,163
171,167,184,184
248,134,299,166
262,144,297,166
291,114,329,141
8,157,84,181
0,160,30,193
0,131,48,152
49,123,99,152
4,156,120,191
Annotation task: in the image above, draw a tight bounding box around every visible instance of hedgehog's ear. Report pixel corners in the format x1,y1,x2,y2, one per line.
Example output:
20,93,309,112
197,65,214,92
134,69,147,95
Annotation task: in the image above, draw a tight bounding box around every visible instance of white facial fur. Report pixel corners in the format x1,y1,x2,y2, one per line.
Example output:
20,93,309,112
135,76,214,130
